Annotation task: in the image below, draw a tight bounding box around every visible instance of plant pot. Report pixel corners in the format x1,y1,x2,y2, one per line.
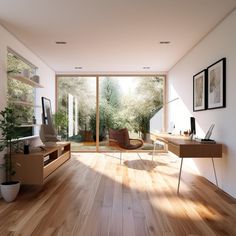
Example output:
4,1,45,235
0,181,20,202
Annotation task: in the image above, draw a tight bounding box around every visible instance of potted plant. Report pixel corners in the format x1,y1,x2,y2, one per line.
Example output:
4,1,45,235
0,107,20,202
53,109,68,140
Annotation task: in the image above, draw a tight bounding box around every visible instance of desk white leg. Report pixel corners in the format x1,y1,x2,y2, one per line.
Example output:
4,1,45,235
211,158,218,187
177,158,183,194
120,152,122,164
137,153,142,160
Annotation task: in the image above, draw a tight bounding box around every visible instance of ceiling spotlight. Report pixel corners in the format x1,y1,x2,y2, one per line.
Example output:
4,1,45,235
55,41,67,44
143,66,150,69
160,41,171,44
75,66,83,69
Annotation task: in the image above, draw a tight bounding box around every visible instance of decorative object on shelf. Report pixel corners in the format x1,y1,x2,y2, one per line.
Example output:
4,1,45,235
23,140,30,154
0,107,21,202
30,75,40,83
21,69,30,78
193,69,207,111
207,58,226,109
32,116,36,124
183,130,190,136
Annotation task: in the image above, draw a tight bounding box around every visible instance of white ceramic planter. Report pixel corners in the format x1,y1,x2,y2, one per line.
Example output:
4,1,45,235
0,149,6,199
0,181,20,202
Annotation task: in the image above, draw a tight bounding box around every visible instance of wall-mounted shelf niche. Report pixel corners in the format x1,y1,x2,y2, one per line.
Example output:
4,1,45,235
8,74,44,88
8,100,41,108
18,124,41,128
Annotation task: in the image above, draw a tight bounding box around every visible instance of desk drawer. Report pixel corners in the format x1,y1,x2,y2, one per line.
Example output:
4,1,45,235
168,143,222,157
168,143,180,156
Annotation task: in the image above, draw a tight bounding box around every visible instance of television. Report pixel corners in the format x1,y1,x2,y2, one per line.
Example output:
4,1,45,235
190,117,196,135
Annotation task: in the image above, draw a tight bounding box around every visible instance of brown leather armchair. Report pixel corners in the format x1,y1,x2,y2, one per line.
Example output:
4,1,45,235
109,128,143,163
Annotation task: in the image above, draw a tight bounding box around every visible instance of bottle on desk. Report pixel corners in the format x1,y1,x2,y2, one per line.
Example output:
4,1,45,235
24,140,30,154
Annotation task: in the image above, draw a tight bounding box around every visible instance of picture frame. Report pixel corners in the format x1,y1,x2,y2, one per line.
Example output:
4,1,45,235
207,58,226,109
41,97,52,125
193,69,207,111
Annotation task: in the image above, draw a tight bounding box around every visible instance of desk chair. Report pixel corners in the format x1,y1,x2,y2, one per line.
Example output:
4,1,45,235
109,128,143,163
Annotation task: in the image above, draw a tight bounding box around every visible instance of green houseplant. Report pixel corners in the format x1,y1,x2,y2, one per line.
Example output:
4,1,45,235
53,109,68,140
0,107,20,202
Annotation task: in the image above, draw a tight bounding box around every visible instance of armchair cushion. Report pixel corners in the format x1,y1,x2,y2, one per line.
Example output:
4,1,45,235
109,128,130,148
109,128,143,150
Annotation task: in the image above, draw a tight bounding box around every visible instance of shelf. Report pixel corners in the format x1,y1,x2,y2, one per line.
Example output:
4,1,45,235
8,100,41,108
8,74,44,88
17,135,39,141
43,151,70,179
18,124,40,127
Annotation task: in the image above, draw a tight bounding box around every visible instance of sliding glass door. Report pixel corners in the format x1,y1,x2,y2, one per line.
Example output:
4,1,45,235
56,75,164,152
57,76,96,151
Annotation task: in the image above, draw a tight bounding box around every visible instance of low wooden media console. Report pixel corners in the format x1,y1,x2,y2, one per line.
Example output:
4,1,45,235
12,142,71,185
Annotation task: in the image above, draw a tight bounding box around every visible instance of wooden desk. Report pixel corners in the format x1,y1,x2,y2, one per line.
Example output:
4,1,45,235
151,133,222,193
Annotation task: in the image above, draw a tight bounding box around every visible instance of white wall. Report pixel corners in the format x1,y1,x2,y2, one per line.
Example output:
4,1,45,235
167,9,236,197
150,107,164,133
0,24,55,185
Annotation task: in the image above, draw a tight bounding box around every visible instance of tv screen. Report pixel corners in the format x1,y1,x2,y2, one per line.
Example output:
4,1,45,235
190,117,196,135
42,97,53,125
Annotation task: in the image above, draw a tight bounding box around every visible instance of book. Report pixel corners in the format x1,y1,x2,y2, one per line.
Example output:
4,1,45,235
195,138,216,144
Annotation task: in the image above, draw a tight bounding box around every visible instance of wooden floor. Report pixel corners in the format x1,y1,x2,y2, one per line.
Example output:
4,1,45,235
0,153,236,236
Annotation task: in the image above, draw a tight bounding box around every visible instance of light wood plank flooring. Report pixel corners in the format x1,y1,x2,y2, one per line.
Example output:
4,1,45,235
0,153,236,236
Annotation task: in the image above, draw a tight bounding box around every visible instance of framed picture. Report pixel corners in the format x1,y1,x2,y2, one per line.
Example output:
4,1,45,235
193,69,207,111
41,97,52,125
207,58,226,109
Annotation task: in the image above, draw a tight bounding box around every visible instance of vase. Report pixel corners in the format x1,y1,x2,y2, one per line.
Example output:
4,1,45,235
0,181,20,202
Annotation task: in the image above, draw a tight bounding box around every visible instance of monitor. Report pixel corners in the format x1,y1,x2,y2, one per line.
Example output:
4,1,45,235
190,117,196,135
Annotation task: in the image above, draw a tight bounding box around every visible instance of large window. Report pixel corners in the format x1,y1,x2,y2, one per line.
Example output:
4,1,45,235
57,76,96,151
56,75,164,152
7,49,38,138
99,76,164,151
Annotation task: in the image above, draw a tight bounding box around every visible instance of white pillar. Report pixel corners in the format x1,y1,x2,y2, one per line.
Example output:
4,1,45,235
68,94,74,137
74,97,78,135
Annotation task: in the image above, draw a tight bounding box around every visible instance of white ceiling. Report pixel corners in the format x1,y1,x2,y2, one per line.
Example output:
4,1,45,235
0,0,236,74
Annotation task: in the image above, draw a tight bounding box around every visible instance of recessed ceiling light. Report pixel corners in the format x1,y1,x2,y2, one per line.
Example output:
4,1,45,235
75,66,83,69
143,66,150,69
160,41,171,44
55,41,67,44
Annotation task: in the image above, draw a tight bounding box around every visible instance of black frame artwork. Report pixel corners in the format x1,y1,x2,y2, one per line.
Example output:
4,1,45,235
207,58,226,109
41,97,52,125
193,69,207,111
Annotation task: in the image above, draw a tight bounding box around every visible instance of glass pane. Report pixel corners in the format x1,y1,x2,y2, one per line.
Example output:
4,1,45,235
57,76,96,151
7,51,36,138
99,76,164,151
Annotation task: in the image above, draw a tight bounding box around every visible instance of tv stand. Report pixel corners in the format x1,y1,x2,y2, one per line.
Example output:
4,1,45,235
12,142,71,185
